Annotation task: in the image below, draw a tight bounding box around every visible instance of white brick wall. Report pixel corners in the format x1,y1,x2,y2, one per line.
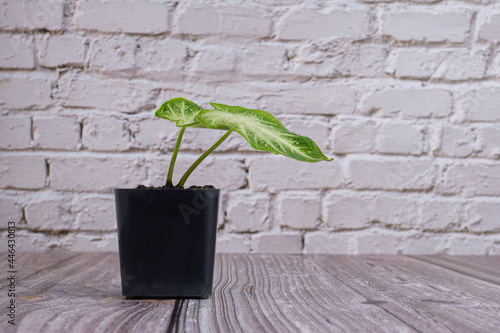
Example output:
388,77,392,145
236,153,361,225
278,8,370,41
33,117,80,150
381,11,471,42
38,35,87,68
1,0,499,254
0,0,64,31
74,1,170,34
0,34,35,69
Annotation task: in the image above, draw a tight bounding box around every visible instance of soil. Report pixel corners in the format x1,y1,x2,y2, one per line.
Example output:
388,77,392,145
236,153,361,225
136,184,216,190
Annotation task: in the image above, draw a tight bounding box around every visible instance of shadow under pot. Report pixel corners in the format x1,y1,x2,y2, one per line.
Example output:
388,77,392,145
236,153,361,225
114,188,219,298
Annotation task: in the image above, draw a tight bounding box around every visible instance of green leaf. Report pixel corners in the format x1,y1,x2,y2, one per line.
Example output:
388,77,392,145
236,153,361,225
197,103,333,163
155,97,205,127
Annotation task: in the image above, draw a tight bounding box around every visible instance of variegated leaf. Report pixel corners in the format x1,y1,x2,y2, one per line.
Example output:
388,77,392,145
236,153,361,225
155,97,205,127
197,103,333,162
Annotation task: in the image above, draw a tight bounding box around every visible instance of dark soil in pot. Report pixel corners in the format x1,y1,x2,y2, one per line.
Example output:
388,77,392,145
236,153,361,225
115,188,219,298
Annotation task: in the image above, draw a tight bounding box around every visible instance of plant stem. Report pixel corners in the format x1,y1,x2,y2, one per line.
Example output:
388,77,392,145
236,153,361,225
166,126,186,187
177,129,234,188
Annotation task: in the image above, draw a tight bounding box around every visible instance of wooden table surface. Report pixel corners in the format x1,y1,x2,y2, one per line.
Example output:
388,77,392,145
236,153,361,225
1,251,499,333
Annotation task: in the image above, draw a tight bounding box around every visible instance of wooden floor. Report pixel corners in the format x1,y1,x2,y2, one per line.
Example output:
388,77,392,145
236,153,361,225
1,252,499,333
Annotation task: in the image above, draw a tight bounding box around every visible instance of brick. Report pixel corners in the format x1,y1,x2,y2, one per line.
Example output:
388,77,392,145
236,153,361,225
433,49,488,81
461,89,500,122
374,195,418,229
376,122,424,155
261,84,356,115
420,200,463,230
68,234,118,251
217,193,225,228
133,118,174,150
324,193,419,230
0,197,23,224
479,13,500,42
0,34,34,69
50,156,147,192
214,82,271,109
355,230,402,254
33,117,80,150
405,234,449,255
477,126,500,159
447,235,498,255
361,89,452,118
487,52,500,79
73,195,116,230
439,126,475,157
257,0,300,4
438,162,500,196
147,156,246,190
347,156,436,191
465,200,500,232
25,195,73,230
0,231,68,252
0,74,54,109
82,117,130,151
249,156,341,192
238,43,288,78
323,193,373,230
226,191,270,232
252,233,302,254
57,73,157,112
215,234,251,253
278,8,369,40
136,37,186,80
161,84,215,104
191,47,238,77
304,232,354,254
350,44,388,77
74,1,169,34
389,48,487,81
0,155,46,189
294,43,387,78
332,120,377,154
409,0,447,2
176,7,219,35
0,0,63,31
278,191,320,229
88,36,137,71
176,6,271,38
388,49,438,79
38,35,86,68
382,12,470,42
0,116,31,149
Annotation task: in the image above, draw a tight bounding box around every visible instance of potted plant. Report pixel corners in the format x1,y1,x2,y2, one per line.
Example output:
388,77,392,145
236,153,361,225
115,97,332,298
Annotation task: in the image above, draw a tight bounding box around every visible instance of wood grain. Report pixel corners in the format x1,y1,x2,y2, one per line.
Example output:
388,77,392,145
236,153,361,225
409,255,500,285
0,252,499,333
1,250,76,284
313,255,500,333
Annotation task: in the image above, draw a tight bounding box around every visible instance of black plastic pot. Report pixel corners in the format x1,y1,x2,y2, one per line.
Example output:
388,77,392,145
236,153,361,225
114,188,219,298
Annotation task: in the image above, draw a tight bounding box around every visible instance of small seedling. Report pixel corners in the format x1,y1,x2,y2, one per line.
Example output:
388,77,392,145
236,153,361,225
155,97,333,188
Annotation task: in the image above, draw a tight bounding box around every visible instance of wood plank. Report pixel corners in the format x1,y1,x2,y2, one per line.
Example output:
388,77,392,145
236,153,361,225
410,255,500,285
175,254,424,332
0,251,73,276
1,252,178,333
2,252,499,333
0,250,78,289
313,255,500,333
